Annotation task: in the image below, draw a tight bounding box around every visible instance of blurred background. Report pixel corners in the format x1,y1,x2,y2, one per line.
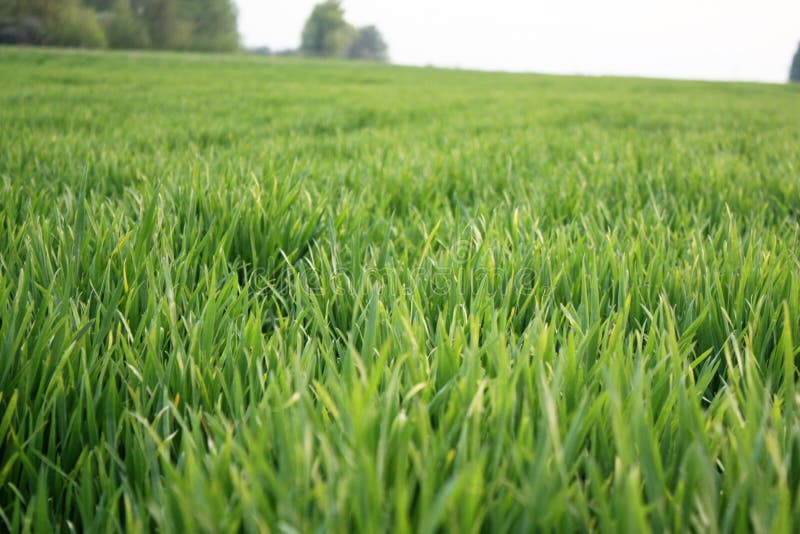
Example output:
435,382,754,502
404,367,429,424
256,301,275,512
1,0,799,83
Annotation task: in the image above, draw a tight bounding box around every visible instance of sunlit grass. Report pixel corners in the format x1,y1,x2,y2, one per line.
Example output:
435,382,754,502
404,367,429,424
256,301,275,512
1,47,800,532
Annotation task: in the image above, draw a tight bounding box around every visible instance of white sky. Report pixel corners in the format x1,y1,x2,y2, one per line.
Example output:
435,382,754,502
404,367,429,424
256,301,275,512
235,0,800,83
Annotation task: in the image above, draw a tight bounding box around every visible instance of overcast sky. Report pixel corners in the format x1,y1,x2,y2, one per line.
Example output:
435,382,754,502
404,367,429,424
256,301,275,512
234,0,799,83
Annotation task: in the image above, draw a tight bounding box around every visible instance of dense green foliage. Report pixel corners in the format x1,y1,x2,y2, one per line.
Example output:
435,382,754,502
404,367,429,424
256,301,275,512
44,0,107,49
1,48,800,532
0,0,238,51
103,0,149,50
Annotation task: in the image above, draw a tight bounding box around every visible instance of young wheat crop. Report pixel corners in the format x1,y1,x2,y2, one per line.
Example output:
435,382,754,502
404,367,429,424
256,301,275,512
1,48,800,532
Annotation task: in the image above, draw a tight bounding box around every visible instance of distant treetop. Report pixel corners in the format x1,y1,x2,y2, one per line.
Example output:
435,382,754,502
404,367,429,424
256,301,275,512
300,0,354,58
791,42,800,83
300,1,388,62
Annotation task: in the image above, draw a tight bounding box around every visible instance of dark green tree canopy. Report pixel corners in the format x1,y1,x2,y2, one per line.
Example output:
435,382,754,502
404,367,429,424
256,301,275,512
46,0,107,48
184,0,238,52
139,0,190,49
0,0,239,51
346,25,388,61
791,42,800,83
300,0,355,57
104,0,149,49
83,0,116,10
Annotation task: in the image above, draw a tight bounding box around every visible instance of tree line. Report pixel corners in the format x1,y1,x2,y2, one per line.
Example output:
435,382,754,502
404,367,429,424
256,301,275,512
0,0,239,51
0,0,388,62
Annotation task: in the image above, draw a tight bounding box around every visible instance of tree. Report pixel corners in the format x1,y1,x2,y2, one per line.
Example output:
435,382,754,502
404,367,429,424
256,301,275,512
346,25,388,61
45,0,107,48
791,42,800,83
104,0,149,49
5,0,56,19
183,0,239,52
83,0,116,11
0,0,27,17
139,0,191,49
300,1,354,57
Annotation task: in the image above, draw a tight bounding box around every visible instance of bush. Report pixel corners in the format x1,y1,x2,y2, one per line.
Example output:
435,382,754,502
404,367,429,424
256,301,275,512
0,16,45,45
45,1,107,48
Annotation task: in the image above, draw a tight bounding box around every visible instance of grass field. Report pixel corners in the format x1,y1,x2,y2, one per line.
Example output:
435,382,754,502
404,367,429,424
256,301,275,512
1,47,800,532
